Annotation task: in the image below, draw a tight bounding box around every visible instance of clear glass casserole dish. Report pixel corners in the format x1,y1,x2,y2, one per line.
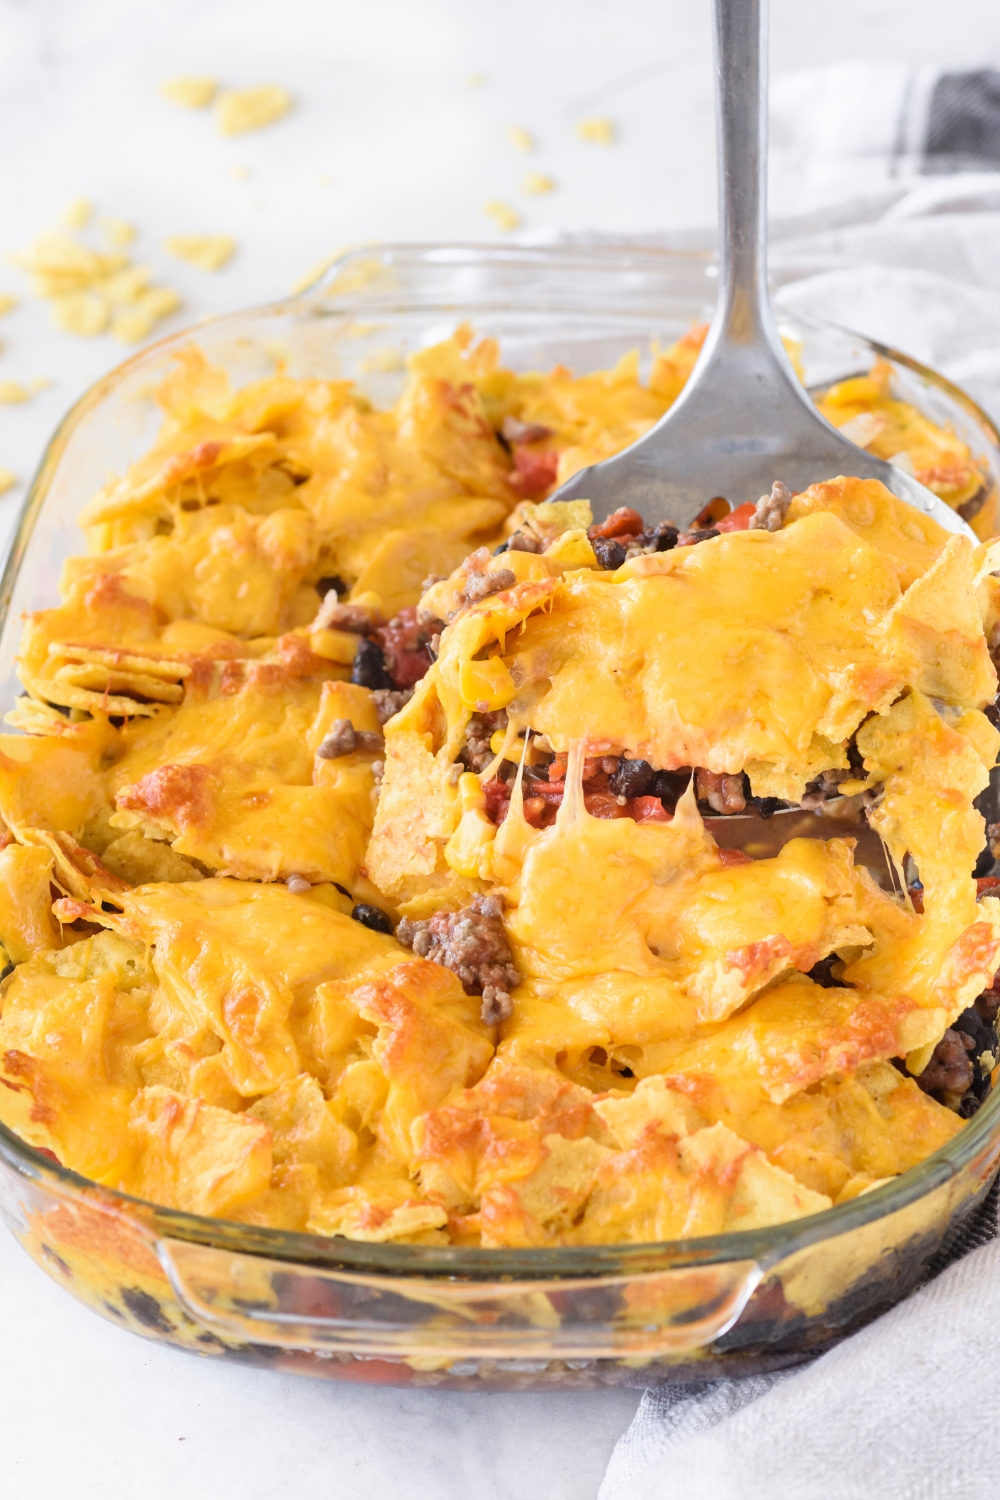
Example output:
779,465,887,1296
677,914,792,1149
1,243,999,1392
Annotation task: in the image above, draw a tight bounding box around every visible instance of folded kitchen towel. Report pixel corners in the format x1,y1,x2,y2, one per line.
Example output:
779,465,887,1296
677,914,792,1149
600,1184,1000,1500
595,62,1000,1500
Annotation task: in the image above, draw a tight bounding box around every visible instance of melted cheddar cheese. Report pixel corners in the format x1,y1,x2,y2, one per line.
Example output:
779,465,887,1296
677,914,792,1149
0,327,996,1249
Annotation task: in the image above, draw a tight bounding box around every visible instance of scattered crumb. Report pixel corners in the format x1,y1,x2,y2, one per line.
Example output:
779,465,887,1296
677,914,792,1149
112,287,182,344
101,217,136,248
14,221,181,343
522,171,556,195
30,376,52,392
51,290,110,336
164,235,236,272
0,382,30,404
291,251,342,295
160,76,218,109
484,199,521,233
247,196,263,211
0,470,16,497
506,125,535,152
216,84,293,137
575,115,616,145
62,198,93,230
359,347,405,374
0,294,16,316
315,172,335,187
227,164,253,181
466,73,487,88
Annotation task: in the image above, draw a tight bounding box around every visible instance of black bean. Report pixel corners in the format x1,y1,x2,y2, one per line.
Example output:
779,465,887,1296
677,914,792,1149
677,528,720,547
985,701,1000,732
638,522,679,553
492,540,510,554
608,756,656,798
316,575,348,598
750,796,784,819
351,903,394,935
351,637,393,690
592,537,627,570
974,844,995,878
652,769,691,807
807,955,847,989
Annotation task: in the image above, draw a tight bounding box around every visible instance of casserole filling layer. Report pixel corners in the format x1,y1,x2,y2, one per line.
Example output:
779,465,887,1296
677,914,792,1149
0,329,997,1248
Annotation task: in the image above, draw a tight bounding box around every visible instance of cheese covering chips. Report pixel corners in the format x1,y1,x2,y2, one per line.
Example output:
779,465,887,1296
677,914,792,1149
0,326,996,1248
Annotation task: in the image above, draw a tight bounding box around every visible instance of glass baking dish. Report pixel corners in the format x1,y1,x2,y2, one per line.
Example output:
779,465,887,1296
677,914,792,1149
1,243,999,1392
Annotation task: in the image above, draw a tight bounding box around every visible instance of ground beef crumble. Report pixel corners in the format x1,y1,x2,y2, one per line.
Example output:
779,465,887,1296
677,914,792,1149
371,687,414,725
749,480,793,532
395,895,520,1025
461,710,509,773
912,984,1000,1116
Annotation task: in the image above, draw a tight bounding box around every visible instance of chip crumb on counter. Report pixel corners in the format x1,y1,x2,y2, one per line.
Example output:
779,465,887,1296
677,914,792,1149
164,234,237,272
101,218,136,248
484,199,522,233
575,114,616,145
0,468,15,496
522,171,556,195
159,76,219,109
14,218,181,344
215,84,293,136
0,294,17,316
506,124,535,152
0,381,30,404
227,164,253,180
61,197,93,229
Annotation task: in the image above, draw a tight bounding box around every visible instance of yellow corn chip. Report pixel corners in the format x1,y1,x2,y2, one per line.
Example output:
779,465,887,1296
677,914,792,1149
215,84,293,136
164,234,236,272
101,218,136,248
506,125,535,152
575,115,616,145
484,199,521,233
159,76,219,109
62,197,93,230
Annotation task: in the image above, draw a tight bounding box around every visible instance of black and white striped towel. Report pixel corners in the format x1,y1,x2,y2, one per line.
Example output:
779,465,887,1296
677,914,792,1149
597,63,1000,1500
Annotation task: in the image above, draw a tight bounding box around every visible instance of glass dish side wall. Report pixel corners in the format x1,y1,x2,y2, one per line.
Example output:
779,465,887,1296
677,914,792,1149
0,245,998,1391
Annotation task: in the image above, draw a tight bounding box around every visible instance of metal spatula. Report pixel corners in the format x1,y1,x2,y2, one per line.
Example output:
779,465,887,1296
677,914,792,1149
551,0,974,543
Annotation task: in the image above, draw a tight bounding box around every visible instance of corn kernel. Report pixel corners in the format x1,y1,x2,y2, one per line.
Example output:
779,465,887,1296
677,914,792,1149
310,628,360,666
459,657,516,711
458,771,486,813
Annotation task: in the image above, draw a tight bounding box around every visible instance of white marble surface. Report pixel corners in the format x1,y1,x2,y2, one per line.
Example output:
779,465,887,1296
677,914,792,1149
1,1,999,1495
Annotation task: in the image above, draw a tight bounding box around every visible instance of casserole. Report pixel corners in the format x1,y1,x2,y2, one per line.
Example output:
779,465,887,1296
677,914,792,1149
1,244,999,1389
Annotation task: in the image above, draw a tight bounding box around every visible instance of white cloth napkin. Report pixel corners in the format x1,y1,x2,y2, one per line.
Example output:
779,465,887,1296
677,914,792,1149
600,1233,1000,1500
597,63,1000,1500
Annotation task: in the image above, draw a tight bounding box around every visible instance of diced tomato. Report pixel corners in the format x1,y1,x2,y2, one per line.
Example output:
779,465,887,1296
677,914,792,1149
374,606,434,688
34,1147,60,1165
588,507,645,540
532,781,566,802
388,649,431,688
715,501,757,532
509,446,559,498
483,780,511,824
628,795,671,823
977,876,1000,898
909,884,925,913
718,847,753,867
